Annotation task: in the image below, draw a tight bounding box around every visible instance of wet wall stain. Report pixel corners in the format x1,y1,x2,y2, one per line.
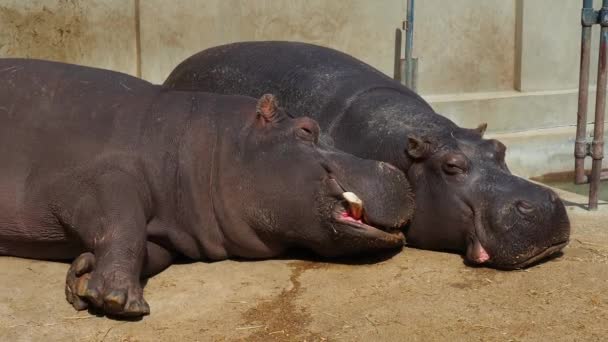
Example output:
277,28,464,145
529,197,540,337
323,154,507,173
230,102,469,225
0,1,87,61
0,0,136,74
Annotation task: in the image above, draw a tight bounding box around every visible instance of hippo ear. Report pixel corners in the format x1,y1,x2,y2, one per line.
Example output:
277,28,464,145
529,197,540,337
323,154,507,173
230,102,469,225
406,135,433,159
256,94,279,123
470,123,487,137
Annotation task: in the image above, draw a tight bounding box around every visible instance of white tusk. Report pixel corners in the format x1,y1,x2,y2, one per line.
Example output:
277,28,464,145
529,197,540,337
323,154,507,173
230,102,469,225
342,192,363,220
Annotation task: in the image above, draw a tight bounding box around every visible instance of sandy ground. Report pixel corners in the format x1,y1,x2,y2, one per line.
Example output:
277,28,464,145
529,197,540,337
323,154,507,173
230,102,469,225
1,188,607,342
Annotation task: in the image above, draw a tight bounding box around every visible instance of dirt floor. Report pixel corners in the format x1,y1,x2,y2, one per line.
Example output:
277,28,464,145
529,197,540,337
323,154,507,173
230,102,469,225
1,187,607,342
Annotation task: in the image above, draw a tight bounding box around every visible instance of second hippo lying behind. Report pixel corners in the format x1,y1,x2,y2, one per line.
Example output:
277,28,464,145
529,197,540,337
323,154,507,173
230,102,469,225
0,59,413,317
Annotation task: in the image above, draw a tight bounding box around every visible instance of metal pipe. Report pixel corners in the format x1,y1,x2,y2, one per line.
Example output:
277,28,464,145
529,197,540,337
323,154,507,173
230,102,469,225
587,170,608,182
394,28,402,81
134,0,142,78
411,57,418,91
589,0,608,210
575,0,595,185
404,0,415,89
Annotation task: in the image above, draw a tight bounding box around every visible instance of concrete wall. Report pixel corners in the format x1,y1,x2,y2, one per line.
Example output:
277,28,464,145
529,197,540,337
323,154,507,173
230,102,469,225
420,0,606,178
0,0,601,178
0,0,136,75
0,0,404,83
516,0,601,91
414,0,516,95
139,0,404,83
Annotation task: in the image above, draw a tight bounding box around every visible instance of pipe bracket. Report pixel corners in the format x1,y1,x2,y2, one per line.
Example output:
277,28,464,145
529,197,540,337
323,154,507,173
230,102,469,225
575,141,590,158
582,8,599,27
591,141,605,159
599,7,608,26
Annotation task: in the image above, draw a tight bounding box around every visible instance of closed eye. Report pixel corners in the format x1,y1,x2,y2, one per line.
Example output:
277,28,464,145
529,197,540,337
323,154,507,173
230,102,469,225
443,163,464,175
442,154,469,175
300,127,313,135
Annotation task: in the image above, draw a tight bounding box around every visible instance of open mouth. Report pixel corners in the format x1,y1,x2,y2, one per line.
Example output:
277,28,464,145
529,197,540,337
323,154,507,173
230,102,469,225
324,177,404,241
331,191,403,236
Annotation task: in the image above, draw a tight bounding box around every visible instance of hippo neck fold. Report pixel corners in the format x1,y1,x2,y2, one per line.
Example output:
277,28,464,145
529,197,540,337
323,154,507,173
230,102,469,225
174,93,282,260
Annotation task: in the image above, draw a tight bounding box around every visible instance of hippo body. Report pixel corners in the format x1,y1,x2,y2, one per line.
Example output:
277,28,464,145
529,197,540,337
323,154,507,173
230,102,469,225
0,59,413,317
164,41,571,269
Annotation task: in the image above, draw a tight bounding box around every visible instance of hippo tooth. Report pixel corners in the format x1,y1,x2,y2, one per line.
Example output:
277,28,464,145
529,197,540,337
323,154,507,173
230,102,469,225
342,192,363,220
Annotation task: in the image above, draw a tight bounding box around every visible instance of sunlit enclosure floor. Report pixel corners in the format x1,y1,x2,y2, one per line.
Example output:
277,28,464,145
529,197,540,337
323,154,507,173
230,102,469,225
1,188,607,341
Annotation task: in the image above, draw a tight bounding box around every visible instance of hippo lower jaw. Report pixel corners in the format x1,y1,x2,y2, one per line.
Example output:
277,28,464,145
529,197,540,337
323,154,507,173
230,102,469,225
324,178,406,246
331,202,405,245
494,240,570,270
466,238,570,270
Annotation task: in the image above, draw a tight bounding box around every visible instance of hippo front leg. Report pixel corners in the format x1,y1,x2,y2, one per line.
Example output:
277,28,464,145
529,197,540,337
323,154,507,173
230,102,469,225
58,171,152,317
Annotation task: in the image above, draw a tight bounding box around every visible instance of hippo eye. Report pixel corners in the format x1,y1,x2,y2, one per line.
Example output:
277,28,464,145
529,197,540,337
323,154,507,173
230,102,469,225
442,155,468,175
294,118,320,143
300,127,313,135
296,127,315,141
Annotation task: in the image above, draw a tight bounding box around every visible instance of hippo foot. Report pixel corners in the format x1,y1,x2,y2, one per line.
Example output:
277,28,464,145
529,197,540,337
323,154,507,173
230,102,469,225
65,252,150,317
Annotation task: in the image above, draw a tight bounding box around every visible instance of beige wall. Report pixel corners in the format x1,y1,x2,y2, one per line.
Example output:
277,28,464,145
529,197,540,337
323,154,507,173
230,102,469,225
0,0,137,75
0,0,588,96
0,0,601,177
139,0,404,83
516,0,601,91
0,0,405,83
414,0,516,95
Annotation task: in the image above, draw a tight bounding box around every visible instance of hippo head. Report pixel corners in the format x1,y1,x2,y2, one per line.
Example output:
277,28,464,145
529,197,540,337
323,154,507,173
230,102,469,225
404,124,570,269
214,94,413,257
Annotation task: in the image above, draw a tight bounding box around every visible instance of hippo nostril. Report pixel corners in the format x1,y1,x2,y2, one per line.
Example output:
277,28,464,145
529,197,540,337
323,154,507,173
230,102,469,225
515,200,535,215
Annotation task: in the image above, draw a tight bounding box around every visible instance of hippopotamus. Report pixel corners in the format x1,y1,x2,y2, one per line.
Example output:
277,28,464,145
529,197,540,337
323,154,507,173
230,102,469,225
0,59,413,317
164,41,571,270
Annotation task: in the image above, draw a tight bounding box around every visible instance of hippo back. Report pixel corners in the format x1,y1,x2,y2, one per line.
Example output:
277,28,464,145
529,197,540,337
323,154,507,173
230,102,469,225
164,41,434,130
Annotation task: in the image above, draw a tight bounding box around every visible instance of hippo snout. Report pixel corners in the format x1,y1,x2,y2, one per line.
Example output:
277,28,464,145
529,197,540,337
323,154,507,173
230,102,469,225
510,183,562,215
322,152,414,231
362,163,414,229
485,183,570,269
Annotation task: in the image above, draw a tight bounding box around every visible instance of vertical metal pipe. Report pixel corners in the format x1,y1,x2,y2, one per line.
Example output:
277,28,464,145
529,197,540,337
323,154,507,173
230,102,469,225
394,28,402,81
404,0,415,88
575,0,594,185
411,57,418,91
134,0,142,78
589,0,608,210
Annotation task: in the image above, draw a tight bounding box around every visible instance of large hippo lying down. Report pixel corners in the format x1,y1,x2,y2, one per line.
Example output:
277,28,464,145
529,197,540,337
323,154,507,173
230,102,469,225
165,41,571,270
0,59,413,317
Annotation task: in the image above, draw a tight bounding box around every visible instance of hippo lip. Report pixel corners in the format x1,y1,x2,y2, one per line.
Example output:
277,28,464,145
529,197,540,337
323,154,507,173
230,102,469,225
325,179,403,242
495,240,570,270
332,202,403,237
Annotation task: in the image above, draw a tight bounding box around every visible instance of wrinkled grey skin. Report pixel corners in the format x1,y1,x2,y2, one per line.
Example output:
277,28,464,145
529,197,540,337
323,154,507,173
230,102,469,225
0,59,413,317
164,41,571,270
